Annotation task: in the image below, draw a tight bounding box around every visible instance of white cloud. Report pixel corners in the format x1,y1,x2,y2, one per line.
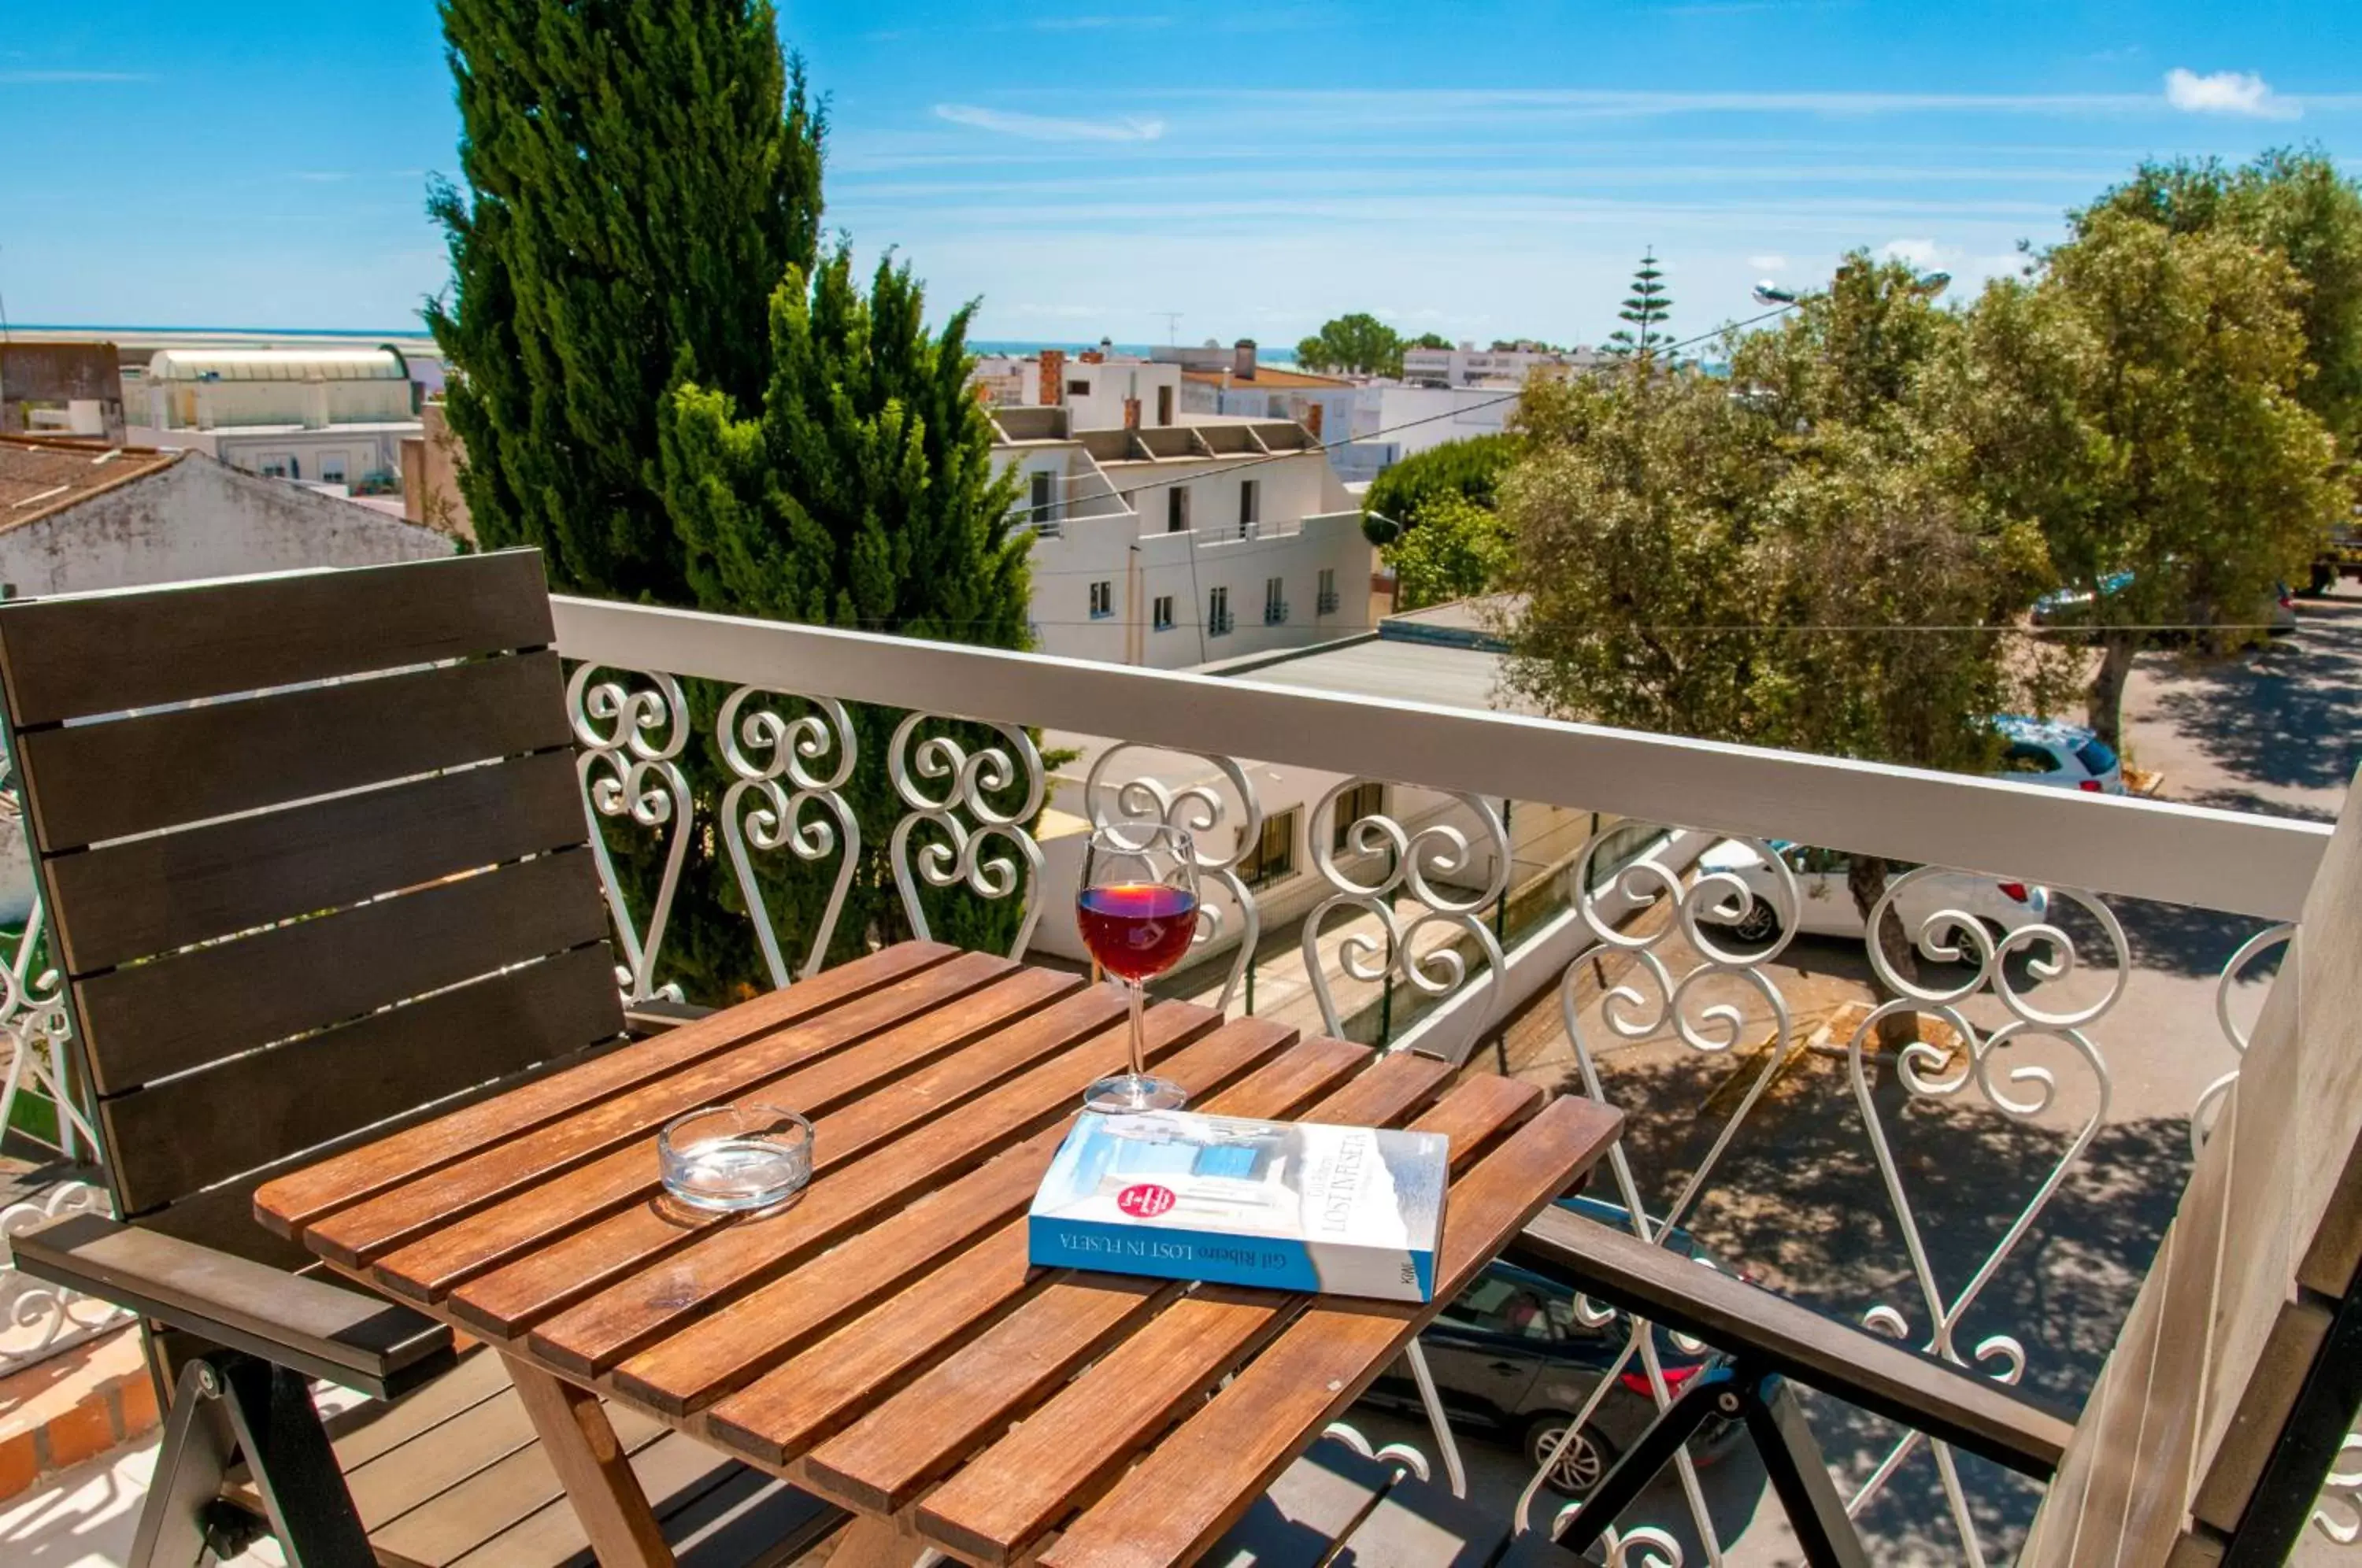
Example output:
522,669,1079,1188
1879,237,1943,266
2164,68,2298,120
1748,253,1789,271
934,104,1168,142
292,171,351,183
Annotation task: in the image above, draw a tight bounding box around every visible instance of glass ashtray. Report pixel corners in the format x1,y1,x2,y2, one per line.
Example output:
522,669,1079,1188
657,1104,813,1212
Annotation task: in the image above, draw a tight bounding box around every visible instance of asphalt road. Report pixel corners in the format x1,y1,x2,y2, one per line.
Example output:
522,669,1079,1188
1438,586,2362,1563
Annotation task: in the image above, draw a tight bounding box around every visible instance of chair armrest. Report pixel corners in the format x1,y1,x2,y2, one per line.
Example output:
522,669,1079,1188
1507,1205,2074,1479
10,1211,456,1400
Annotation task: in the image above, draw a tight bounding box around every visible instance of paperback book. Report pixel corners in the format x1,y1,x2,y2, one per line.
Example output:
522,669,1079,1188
1027,1109,1448,1302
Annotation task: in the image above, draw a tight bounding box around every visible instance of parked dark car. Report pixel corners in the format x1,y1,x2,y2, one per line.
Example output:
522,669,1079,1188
1357,1196,1753,1494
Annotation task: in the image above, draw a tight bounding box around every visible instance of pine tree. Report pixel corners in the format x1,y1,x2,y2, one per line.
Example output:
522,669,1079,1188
425,0,824,602
1606,249,1674,361
660,250,1031,978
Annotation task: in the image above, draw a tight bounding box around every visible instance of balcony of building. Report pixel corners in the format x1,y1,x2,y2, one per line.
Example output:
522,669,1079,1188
0,570,2355,1565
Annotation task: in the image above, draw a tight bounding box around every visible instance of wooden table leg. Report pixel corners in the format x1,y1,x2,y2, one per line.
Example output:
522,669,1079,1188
502,1352,676,1567
827,1513,930,1568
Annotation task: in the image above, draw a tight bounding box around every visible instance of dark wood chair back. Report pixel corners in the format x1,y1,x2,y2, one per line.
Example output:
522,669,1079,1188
2021,778,2362,1565
0,550,624,1268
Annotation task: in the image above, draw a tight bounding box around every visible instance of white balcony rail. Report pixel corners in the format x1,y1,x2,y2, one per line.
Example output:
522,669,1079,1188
550,596,2323,920
549,596,2347,1561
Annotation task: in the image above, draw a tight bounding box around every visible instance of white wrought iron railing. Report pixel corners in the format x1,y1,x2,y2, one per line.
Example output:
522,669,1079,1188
548,596,2343,1562
0,737,128,1378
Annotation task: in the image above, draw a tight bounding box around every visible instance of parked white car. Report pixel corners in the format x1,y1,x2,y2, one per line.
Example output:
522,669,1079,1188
1992,716,2126,795
1694,839,2053,956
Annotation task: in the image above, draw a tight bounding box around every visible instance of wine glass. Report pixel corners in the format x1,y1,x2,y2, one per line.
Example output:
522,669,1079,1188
1076,823,1200,1113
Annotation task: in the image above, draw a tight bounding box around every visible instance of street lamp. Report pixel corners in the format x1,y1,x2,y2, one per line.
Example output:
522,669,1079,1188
1753,269,1946,311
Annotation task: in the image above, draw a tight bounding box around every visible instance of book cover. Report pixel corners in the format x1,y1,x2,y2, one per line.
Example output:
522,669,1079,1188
1027,1110,1448,1302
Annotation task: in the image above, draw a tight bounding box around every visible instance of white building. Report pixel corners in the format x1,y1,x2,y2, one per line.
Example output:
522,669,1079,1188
1400,341,1606,388
1341,383,1525,480
973,345,1189,432
990,405,1373,670
128,346,423,493
1171,344,1360,451
0,436,451,598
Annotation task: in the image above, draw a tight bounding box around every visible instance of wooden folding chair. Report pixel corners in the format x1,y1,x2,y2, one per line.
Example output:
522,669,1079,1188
2,553,842,1566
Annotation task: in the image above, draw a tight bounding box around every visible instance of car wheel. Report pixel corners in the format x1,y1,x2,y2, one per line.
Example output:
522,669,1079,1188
1525,1415,1616,1496
1730,901,1781,944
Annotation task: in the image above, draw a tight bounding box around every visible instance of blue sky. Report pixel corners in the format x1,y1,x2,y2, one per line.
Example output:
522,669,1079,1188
3,2,2357,349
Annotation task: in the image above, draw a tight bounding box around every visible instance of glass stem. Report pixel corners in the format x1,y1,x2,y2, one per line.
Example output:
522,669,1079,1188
1127,978,1149,1079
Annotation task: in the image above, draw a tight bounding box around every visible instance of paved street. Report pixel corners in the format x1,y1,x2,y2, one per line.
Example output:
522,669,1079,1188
1431,586,2362,1562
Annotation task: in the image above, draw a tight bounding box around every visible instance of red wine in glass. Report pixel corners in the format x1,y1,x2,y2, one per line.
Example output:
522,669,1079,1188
1077,883,1201,981
1077,824,1199,1113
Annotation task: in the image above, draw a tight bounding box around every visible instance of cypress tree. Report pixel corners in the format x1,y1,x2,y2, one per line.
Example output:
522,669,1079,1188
1606,249,1674,361
660,250,1031,977
425,0,823,602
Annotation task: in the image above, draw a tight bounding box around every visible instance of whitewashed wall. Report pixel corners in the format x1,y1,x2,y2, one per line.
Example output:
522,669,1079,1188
0,455,453,598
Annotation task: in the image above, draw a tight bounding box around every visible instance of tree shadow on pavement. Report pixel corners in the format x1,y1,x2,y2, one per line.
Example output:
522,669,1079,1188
2098,894,2274,982
1558,1042,2193,1562
2143,601,2362,797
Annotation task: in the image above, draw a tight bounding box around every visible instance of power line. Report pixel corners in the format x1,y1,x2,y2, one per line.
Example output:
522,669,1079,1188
1003,301,1798,523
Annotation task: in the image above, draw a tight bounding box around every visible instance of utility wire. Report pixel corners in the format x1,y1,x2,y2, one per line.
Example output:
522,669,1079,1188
1004,303,1799,523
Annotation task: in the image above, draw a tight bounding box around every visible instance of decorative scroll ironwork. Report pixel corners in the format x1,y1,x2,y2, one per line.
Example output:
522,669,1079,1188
2194,922,2294,1159
888,714,1045,959
1840,871,2125,1566
1516,824,1802,1558
1300,782,1509,1045
1082,745,1262,1011
0,1179,128,1377
567,664,693,1004
1317,1419,1433,1484
0,905,88,1160
716,687,859,989
2317,1425,2362,1546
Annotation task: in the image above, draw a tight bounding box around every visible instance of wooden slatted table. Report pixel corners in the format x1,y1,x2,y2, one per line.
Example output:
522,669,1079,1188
254,941,1623,1568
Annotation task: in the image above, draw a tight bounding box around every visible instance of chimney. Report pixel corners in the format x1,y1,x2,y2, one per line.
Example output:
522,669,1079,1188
1038,349,1066,406
1123,397,1142,430
1234,338,1257,381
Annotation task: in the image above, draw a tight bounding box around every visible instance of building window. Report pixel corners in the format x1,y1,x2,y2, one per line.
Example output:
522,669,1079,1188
1238,807,1298,889
1066,379,1091,397
1268,394,1287,418
257,453,295,479
1156,386,1174,426
1264,576,1287,624
1167,486,1189,533
1238,479,1260,537
1088,581,1113,619
1331,781,1386,852
1153,594,1174,631
1209,586,1232,637
1317,567,1339,616
1029,470,1056,524
319,453,349,485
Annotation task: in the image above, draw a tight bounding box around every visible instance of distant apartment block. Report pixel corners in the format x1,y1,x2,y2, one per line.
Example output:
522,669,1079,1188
990,405,1374,670
1399,340,1606,388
